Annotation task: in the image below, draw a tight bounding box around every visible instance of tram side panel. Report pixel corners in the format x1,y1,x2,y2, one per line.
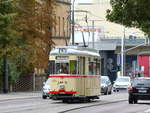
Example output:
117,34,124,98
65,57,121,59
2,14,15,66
84,77,100,97
76,77,85,96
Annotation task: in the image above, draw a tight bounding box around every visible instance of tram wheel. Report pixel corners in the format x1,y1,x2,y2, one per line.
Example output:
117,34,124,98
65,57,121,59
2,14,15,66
81,97,91,103
42,95,47,99
62,99,68,103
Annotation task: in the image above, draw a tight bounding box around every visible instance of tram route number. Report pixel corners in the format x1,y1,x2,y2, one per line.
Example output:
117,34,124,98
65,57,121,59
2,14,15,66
58,81,67,84
52,79,68,84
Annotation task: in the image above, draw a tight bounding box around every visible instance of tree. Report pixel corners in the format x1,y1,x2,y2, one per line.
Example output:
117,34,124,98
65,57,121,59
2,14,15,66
0,0,22,93
106,0,150,37
16,0,56,72
0,0,56,92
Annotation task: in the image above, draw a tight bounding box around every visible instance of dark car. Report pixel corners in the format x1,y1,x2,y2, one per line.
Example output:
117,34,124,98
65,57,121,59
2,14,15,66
128,77,150,104
101,76,112,95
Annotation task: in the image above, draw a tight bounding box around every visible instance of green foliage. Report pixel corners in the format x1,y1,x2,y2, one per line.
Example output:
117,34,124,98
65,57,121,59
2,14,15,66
0,0,56,87
0,59,21,85
0,0,24,85
16,0,56,69
106,0,150,37
8,60,21,84
0,0,21,58
0,60,2,87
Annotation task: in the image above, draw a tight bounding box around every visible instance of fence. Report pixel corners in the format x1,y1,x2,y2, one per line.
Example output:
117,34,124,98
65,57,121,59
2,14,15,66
12,74,47,92
0,74,47,93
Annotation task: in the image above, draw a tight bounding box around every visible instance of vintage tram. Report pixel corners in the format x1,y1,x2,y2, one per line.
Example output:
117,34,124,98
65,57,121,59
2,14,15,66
48,46,101,102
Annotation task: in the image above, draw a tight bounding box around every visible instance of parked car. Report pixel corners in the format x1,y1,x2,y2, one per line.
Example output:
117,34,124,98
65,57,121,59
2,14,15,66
42,78,51,99
113,76,131,92
128,77,150,104
101,76,112,95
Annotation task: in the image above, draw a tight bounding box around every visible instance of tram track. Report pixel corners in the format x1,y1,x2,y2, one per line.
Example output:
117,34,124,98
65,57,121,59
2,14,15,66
59,99,127,113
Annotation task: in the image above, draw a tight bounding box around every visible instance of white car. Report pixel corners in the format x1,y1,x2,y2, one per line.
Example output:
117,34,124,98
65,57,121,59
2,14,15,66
113,76,131,92
42,78,51,99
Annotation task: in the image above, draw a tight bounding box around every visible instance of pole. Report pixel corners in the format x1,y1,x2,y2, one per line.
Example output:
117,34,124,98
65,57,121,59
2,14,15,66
121,27,125,76
72,0,75,45
33,72,35,91
3,55,9,93
92,20,95,48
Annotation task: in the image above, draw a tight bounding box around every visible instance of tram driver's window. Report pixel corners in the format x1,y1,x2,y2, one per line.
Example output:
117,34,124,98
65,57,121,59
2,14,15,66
70,60,77,74
56,63,69,74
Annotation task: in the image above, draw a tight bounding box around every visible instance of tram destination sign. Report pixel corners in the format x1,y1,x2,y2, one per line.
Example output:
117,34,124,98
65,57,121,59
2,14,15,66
56,56,68,60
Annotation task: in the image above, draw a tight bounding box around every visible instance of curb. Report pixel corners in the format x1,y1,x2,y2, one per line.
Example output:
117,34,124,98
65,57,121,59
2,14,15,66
0,92,42,102
0,96,40,102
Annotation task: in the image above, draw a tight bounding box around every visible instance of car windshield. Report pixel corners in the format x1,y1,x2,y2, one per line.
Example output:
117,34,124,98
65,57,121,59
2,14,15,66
132,79,150,87
116,77,130,82
101,77,108,84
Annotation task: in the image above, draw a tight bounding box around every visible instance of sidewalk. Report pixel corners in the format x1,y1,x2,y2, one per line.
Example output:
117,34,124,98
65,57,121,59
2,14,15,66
0,91,42,101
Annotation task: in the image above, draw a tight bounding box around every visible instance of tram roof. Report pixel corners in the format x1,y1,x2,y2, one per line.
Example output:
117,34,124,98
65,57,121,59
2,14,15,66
50,46,100,57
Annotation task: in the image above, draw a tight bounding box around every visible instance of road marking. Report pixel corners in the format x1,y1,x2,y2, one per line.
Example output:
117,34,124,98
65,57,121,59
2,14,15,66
144,109,150,113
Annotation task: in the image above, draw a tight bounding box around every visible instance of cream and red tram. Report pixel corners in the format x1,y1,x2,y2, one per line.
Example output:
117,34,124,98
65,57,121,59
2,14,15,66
48,46,101,102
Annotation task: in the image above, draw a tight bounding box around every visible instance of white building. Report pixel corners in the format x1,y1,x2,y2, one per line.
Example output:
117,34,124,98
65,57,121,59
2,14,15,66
73,0,144,43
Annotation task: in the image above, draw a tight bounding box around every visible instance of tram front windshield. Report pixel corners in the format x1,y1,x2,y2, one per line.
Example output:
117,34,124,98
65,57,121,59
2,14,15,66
49,60,77,75
56,63,69,74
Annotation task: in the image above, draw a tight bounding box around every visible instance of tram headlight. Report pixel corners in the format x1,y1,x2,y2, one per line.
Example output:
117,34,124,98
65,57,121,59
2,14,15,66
60,84,65,89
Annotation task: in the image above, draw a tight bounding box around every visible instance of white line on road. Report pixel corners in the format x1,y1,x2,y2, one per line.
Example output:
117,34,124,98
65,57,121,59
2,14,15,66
144,109,150,113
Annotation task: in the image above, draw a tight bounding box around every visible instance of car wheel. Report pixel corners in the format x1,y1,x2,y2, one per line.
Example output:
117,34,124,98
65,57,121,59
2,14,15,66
134,98,138,104
104,89,108,95
128,95,133,104
42,95,47,99
49,96,52,99
108,89,112,94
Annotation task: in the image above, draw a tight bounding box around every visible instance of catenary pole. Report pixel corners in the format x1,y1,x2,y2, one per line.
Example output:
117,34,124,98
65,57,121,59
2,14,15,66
72,0,75,45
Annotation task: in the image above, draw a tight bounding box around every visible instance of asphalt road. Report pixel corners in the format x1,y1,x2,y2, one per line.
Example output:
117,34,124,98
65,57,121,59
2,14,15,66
66,100,150,113
0,91,150,113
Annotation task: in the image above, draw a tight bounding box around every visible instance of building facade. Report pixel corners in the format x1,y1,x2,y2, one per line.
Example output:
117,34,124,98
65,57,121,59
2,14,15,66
75,0,144,40
138,51,150,77
52,0,71,46
87,38,148,82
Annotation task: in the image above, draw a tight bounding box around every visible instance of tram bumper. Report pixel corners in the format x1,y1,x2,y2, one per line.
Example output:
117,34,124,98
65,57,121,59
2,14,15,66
49,90,77,100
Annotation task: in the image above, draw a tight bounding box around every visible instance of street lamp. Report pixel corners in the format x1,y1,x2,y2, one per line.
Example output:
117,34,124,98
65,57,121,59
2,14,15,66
72,0,75,45
121,27,126,76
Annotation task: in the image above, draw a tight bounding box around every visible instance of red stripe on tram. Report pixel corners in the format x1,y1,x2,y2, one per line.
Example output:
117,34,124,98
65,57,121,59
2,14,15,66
49,91,77,94
48,75,100,78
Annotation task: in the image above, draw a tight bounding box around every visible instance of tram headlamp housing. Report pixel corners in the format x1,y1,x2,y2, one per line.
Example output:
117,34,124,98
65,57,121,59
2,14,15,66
60,84,65,89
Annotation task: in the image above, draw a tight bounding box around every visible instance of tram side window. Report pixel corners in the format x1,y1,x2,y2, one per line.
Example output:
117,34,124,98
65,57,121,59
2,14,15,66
70,60,77,74
49,60,55,74
56,63,69,74
96,61,100,75
89,59,99,75
89,62,94,75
